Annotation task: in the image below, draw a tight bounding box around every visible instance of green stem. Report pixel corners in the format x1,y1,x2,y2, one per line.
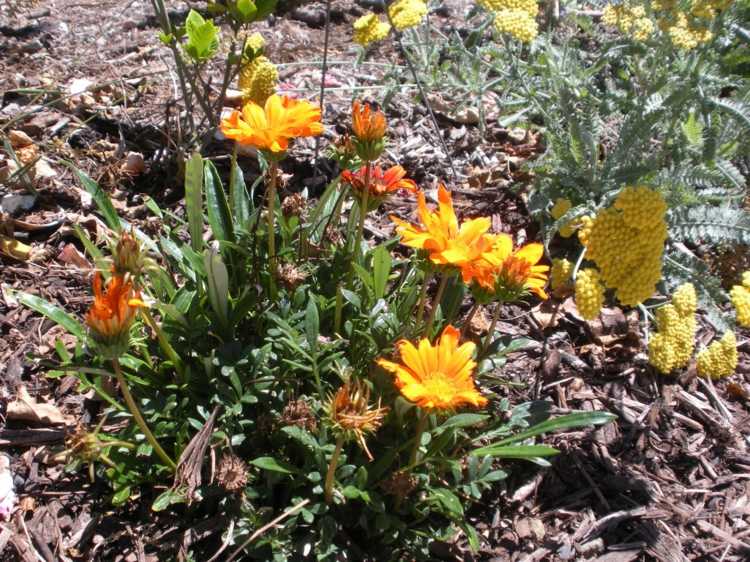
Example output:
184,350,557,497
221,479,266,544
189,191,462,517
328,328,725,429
416,269,433,326
482,302,503,354
460,302,480,339
409,411,429,467
424,273,449,337
141,309,186,383
324,436,345,504
354,162,371,260
334,282,343,335
266,160,279,300
112,358,176,471
267,161,278,267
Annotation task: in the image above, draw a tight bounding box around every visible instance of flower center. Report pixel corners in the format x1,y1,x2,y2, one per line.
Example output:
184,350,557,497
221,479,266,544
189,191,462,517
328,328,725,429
421,372,457,406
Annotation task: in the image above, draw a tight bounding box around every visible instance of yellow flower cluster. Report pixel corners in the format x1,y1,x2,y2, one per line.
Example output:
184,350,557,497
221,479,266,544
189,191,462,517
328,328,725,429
478,0,538,12
575,268,605,320
697,331,738,379
389,0,428,30
586,186,667,307
730,271,750,327
477,0,539,42
551,258,573,291
550,197,571,220
246,32,265,54
602,0,731,50
238,56,278,106
602,4,654,41
493,10,538,42
577,215,593,246
648,283,697,374
353,13,391,46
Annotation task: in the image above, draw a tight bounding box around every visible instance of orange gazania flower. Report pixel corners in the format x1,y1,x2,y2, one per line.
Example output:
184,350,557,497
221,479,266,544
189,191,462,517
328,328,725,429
352,100,386,142
220,94,324,154
341,165,417,200
86,272,144,346
376,325,487,411
462,235,549,300
390,185,491,267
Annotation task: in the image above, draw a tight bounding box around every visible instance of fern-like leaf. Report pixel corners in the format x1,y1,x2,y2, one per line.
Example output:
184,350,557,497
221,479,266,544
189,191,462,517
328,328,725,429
669,206,750,245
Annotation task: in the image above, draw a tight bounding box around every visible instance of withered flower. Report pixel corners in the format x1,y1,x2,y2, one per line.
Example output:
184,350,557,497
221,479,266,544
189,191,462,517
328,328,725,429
326,379,388,461
216,453,249,493
277,263,308,292
281,193,307,218
281,398,317,432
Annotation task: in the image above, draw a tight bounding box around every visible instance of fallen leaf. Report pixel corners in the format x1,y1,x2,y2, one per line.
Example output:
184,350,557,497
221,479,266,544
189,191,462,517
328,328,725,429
58,243,92,269
6,386,71,426
0,234,31,261
8,130,34,148
120,152,145,176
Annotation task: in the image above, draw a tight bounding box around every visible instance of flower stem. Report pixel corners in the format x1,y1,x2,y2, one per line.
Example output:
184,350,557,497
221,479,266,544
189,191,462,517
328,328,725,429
424,273,449,337
409,410,429,467
112,357,176,471
483,301,503,354
353,161,372,261
324,436,344,504
334,282,343,335
267,161,278,268
141,309,186,384
460,302,480,339
416,269,433,326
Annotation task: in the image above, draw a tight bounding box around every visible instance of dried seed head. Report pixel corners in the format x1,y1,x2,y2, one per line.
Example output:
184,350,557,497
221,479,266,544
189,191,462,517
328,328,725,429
216,453,249,493
325,225,343,246
277,263,308,292
65,424,102,463
281,398,317,433
281,193,307,218
326,379,388,461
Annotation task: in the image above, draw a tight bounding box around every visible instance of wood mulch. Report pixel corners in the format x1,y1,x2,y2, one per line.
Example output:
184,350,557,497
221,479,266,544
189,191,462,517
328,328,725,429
2,1,749,560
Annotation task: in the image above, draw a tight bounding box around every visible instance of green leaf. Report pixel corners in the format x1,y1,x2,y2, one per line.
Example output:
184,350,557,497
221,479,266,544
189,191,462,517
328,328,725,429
372,244,392,301
204,161,235,244
16,291,86,340
235,0,257,21
111,485,132,506
184,9,220,62
254,0,278,19
250,456,299,474
230,156,251,228
185,153,204,252
427,488,464,518
493,411,616,446
305,296,320,351
470,444,559,458
152,488,186,511
681,111,703,146
73,167,120,231
280,426,319,451
435,413,489,433
204,248,230,331
72,223,108,273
